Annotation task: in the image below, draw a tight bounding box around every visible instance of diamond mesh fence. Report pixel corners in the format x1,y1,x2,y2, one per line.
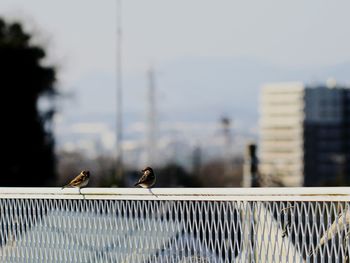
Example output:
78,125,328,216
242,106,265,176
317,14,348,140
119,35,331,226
0,188,349,262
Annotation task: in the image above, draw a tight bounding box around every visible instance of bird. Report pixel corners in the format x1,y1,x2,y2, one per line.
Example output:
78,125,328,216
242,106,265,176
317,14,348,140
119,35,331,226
134,166,156,188
62,170,90,193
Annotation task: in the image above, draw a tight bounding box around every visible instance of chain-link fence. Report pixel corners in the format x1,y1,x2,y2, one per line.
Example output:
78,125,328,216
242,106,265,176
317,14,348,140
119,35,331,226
0,187,349,262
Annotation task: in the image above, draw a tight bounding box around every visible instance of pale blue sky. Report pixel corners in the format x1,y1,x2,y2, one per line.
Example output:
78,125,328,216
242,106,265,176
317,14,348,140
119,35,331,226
1,0,350,159
0,0,349,83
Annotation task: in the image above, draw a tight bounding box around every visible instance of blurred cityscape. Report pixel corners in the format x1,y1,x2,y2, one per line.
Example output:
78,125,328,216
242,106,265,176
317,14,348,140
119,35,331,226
0,1,349,187
56,79,350,188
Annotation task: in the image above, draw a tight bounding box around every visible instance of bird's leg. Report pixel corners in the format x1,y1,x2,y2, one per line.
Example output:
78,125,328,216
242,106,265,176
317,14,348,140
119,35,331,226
148,188,158,198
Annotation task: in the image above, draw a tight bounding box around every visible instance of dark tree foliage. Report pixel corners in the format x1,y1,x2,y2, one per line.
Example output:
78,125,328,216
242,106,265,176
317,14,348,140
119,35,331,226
0,19,56,186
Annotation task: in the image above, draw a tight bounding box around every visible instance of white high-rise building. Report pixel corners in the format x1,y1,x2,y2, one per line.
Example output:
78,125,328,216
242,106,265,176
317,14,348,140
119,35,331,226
259,81,350,186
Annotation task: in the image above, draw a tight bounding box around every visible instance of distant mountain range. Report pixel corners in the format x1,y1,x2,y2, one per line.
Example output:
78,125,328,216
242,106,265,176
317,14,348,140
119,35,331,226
55,57,350,167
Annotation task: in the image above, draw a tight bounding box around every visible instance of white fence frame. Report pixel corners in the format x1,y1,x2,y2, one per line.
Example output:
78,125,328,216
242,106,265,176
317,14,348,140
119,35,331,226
0,187,349,201
0,187,350,263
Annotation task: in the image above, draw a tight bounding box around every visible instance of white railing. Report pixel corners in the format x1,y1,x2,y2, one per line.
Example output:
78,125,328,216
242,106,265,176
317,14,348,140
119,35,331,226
0,187,349,262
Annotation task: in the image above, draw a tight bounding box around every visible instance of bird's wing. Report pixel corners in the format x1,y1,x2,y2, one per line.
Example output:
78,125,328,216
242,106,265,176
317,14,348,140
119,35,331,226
66,173,87,187
136,173,149,185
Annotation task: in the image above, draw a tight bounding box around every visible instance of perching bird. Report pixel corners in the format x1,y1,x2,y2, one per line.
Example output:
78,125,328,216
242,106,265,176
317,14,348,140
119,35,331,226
134,166,156,188
62,170,90,192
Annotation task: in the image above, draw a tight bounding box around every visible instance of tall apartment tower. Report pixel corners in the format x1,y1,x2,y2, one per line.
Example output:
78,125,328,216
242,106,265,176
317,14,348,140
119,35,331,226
260,81,350,186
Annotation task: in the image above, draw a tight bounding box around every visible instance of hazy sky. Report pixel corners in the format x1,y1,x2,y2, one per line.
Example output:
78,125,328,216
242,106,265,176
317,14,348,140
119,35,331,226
1,0,350,84
1,0,350,159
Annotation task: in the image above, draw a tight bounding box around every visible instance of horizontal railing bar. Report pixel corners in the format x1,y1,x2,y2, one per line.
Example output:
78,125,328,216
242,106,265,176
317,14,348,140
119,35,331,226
0,187,349,201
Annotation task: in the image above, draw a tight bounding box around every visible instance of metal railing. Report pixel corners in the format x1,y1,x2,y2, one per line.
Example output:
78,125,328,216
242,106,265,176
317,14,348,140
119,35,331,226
0,187,349,262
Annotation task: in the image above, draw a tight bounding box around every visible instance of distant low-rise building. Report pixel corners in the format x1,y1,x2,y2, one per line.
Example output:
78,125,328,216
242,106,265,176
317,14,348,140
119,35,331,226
259,81,350,186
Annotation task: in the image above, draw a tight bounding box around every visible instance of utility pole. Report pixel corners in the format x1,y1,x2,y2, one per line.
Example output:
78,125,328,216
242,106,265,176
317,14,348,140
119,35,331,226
115,0,123,183
192,144,202,177
221,116,233,176
146,67,157,166
243,143,259,187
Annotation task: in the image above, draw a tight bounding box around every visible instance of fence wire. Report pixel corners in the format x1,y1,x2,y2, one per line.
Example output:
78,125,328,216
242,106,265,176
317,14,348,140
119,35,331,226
0,192,349,262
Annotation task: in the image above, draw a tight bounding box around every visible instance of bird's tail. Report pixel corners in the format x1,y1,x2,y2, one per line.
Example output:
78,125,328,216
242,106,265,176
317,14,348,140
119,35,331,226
61,184,70,189
134,182,140,187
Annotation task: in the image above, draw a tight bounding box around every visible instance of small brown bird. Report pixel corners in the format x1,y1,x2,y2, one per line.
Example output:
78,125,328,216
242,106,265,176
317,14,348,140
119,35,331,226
62,170,90,192
134,167,156,188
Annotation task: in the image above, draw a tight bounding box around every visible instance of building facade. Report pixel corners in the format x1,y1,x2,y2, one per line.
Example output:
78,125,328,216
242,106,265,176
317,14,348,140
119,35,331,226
259,82,350,186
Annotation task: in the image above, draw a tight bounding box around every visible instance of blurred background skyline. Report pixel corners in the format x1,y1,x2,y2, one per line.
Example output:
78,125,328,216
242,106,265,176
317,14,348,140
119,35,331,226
1,0,350,186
